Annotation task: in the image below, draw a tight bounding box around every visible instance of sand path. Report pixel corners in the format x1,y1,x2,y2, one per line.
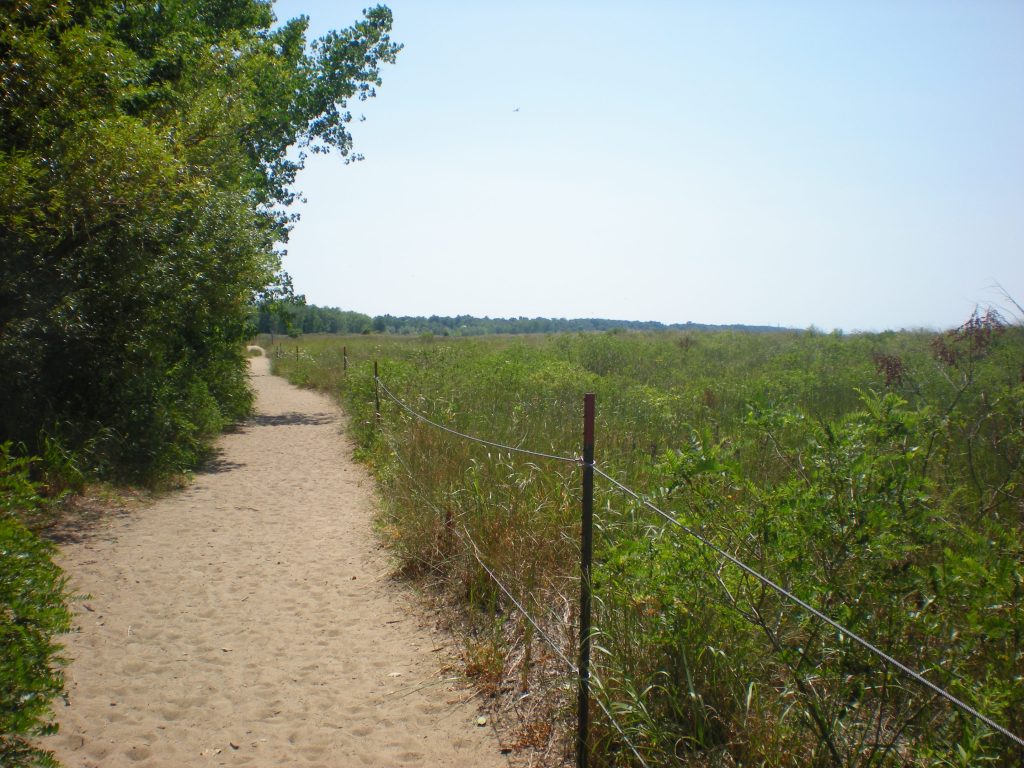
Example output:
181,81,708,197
43,354,507,767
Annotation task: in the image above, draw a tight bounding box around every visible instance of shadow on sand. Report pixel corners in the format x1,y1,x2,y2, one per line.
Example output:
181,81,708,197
249,412,335,427
41,411,334,546
41,495,137,547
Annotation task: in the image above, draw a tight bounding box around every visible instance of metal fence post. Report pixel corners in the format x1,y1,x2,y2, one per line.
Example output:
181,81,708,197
374,360,381,421
343,345,348,372
578,393,596,768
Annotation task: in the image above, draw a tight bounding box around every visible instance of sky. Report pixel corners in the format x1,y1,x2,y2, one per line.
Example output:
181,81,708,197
269,0,1023,332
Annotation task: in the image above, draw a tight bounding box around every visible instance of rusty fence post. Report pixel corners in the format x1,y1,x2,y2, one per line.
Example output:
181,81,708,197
374,361,381,421
577,393,596,768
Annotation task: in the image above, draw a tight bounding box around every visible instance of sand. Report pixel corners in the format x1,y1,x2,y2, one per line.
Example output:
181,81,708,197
41,352,508,767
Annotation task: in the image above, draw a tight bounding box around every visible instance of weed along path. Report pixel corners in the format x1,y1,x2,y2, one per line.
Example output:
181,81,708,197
43,352,508,767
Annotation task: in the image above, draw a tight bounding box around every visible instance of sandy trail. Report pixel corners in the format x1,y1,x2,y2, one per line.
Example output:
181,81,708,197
42,354,506,767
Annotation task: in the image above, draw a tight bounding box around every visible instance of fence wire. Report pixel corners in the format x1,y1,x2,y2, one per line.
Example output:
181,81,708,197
376,376,580,465
456,525,577,673
372,370,1024,755
455,524,650,767
592,463,1024,751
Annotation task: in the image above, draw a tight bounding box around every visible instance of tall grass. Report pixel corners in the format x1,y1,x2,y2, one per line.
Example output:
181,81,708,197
266,315,1023,766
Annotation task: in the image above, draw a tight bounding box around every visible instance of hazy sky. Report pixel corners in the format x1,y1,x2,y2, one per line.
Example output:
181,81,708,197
270,0,1023,332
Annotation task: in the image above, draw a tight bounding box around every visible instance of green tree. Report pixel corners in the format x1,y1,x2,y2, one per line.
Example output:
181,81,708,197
0,0,401,478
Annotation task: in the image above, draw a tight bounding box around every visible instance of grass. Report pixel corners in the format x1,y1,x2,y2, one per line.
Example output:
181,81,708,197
262,314,1024,766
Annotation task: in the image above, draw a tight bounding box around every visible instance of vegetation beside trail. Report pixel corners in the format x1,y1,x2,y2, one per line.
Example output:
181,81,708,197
1,2,399,765
1,445,72,768
269,314,1024,766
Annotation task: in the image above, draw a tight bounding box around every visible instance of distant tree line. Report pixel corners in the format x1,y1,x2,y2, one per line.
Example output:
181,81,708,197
255,303,788,337
255,303,374,335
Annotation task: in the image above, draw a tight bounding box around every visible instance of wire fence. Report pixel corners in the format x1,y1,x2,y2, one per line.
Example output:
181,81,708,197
455,484,650,767
376,377,581,465
590,465,1024,751
371,366,1024,764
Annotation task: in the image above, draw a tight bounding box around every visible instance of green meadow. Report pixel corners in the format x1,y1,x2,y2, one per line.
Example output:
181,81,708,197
267,312,1023,766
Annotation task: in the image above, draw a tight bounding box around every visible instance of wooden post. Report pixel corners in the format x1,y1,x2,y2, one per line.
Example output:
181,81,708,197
577,393,596,768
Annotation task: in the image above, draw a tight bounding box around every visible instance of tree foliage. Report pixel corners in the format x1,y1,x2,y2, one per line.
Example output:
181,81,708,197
254,303,787,337
0,0,400,478
0,444,72,768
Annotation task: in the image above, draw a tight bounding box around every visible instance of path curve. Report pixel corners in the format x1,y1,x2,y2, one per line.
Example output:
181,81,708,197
43,354,507,767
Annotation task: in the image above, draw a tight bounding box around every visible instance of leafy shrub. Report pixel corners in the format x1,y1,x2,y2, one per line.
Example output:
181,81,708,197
1,443,72,768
